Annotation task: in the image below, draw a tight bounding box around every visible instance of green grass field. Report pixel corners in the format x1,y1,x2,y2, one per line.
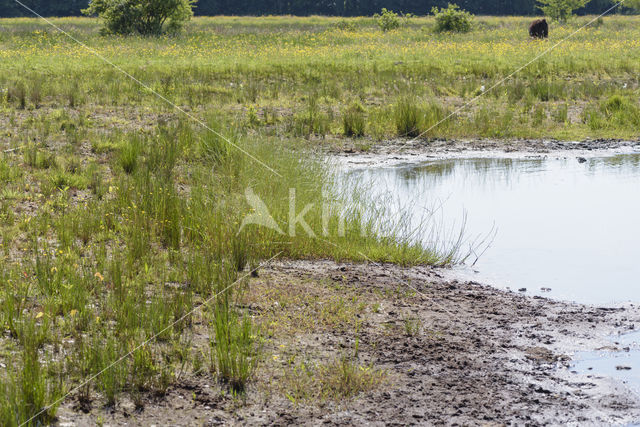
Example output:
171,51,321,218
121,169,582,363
0,14,639,425
2,15,640,143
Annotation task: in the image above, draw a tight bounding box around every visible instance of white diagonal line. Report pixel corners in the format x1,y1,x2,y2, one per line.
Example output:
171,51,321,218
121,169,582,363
408,1,626,143
19,251,283,427
12,0,282,178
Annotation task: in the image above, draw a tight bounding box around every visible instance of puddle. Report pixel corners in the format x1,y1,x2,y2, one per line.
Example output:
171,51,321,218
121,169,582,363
342,154,640,305
572,331,640,398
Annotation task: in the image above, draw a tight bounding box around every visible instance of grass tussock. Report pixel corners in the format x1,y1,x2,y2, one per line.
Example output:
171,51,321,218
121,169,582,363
343,101,366,137
395,97,422,138
283,356,386,404
209,298,260,394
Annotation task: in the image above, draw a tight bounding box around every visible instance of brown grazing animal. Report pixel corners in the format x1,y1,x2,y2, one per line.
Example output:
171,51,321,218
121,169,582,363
529,19,548,39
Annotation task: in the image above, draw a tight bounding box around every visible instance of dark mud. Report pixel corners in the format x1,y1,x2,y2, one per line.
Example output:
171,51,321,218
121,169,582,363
334,138,640,168
58,260,640,426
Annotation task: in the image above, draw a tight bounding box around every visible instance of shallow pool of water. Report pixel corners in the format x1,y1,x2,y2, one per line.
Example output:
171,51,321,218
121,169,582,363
572,331,640,398
344,154,640,305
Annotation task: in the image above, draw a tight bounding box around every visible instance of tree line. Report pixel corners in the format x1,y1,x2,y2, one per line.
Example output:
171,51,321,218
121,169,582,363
0,0,625,18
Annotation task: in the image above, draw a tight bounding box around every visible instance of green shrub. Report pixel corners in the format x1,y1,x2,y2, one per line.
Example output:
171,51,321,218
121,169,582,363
83,0,195,35
432,3,474,33
374,8,400,32
343,101,366,137
536,0,590,23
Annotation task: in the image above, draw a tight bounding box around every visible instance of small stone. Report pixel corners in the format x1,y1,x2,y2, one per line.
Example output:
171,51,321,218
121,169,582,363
518,288,527,292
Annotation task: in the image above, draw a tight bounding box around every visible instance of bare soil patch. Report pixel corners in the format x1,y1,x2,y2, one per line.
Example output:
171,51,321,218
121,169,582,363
58,260,640,425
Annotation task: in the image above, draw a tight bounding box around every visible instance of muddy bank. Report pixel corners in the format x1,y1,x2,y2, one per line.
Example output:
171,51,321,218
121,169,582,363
58,260,640,426
333,138,640,168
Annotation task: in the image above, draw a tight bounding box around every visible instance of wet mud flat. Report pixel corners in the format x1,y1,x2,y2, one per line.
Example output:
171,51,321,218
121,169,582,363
334,138,640,167
58,260,640,425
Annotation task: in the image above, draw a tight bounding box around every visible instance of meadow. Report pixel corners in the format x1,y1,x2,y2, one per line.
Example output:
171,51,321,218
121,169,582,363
2,15,640,143
0,14,639,425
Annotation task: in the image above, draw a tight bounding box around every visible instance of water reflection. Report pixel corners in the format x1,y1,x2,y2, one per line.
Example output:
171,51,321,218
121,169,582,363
586,154,640,176
343,154,640,305
572,331,640,398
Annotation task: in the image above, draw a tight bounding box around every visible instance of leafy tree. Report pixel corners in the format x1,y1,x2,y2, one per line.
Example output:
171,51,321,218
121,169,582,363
623,0,640,11
432,3,474,33
536,0,592,22
82,0,196,35
373,8,401,32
